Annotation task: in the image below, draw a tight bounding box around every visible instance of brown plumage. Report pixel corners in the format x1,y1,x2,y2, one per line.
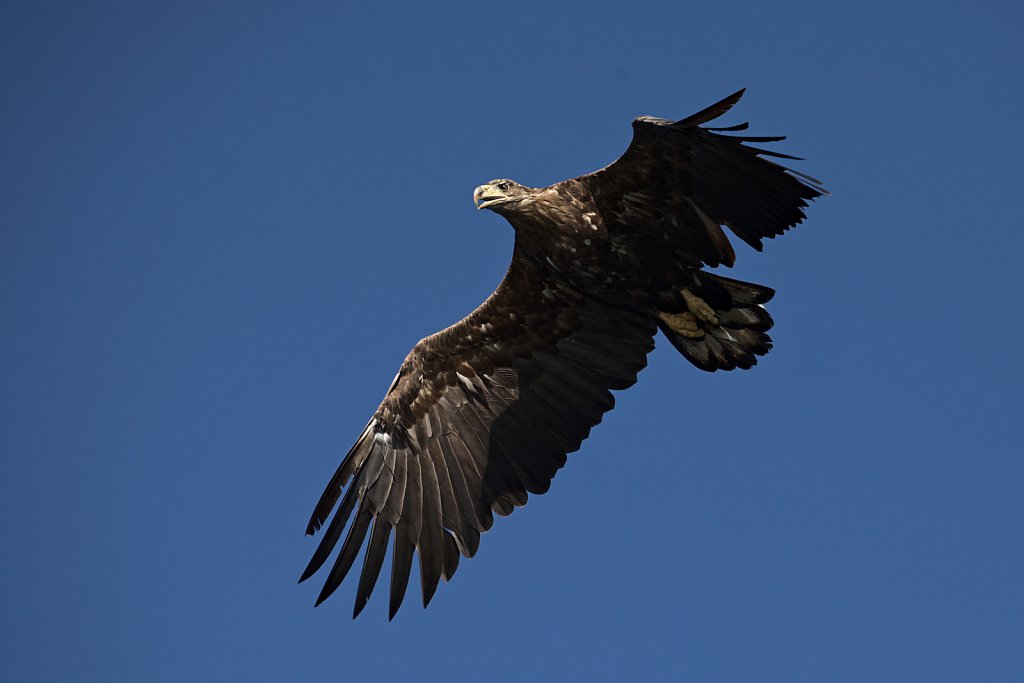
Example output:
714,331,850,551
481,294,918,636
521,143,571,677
300,89,825,618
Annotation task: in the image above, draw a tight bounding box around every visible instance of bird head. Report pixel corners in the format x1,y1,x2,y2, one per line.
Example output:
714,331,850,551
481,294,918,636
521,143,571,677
473,179,533,213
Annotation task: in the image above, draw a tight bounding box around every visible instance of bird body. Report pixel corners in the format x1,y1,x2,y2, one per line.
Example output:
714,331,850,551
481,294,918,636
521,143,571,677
301,89,824,618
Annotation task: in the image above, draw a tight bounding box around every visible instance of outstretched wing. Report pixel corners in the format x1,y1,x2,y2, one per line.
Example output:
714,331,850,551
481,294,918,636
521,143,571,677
576,89,826,268
300,253,656,619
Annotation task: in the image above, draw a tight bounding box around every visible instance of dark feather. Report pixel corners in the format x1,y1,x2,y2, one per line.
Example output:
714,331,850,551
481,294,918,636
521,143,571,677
435,433,483,556
315,507,371,606
379,444,407,525
674,88,745,127
305,423,373,534
389,535,415,622
441,532,460,582
423,438,470,550
706,121,749,132
461,401,529,512
353,517,391,618
299,476,360,583
441,431,494,533
417,447,445,607
388,451,421,620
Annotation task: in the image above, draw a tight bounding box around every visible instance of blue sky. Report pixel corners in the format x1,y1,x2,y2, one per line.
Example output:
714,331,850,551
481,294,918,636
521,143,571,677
3,2,1022,680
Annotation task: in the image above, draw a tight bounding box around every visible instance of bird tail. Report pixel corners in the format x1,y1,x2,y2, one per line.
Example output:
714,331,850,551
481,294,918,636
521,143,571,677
656,272,774,372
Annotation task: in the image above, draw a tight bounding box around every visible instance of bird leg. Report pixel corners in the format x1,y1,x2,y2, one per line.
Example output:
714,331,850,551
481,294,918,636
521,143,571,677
658,310,704,338
680,289,719,326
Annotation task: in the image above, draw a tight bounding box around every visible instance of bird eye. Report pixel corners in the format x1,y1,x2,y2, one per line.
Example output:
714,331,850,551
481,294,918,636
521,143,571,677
498,182,510,192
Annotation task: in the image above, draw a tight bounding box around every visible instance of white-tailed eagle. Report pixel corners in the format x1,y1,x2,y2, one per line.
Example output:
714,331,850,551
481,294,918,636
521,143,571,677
300,89,825,619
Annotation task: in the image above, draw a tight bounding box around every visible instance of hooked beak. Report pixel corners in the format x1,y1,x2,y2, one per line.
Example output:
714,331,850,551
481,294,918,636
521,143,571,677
473,184,505,210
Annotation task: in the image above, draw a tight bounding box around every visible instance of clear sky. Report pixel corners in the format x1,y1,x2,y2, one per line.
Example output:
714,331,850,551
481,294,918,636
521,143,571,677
3,2,1022,681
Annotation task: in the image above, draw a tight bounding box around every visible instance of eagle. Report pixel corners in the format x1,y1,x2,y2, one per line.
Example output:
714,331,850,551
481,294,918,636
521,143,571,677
300,89,825,619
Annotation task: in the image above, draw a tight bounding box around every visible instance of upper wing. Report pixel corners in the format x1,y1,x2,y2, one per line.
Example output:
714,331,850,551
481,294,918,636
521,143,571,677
576,89,826,268
300,253,656,619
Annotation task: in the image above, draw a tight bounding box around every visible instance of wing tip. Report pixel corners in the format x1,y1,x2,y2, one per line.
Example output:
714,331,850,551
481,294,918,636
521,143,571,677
677,88,747,128
422,581,439,610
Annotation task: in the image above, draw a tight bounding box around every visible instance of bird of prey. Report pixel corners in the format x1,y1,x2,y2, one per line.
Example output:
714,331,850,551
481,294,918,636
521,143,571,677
300,89,824,619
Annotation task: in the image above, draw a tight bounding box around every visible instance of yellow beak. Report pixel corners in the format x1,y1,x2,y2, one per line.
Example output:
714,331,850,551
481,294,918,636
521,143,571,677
473,185,490,209
473,184,506,210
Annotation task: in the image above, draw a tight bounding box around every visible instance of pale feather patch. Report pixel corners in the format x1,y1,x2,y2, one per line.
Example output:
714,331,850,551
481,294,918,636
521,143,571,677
456,372,474,392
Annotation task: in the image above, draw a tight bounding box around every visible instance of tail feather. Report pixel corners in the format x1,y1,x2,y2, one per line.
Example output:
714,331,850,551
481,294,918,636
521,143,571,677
657,272,774,372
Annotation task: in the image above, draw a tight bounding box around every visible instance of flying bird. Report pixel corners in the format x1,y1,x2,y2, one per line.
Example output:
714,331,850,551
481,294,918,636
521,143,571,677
300,89,825,619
